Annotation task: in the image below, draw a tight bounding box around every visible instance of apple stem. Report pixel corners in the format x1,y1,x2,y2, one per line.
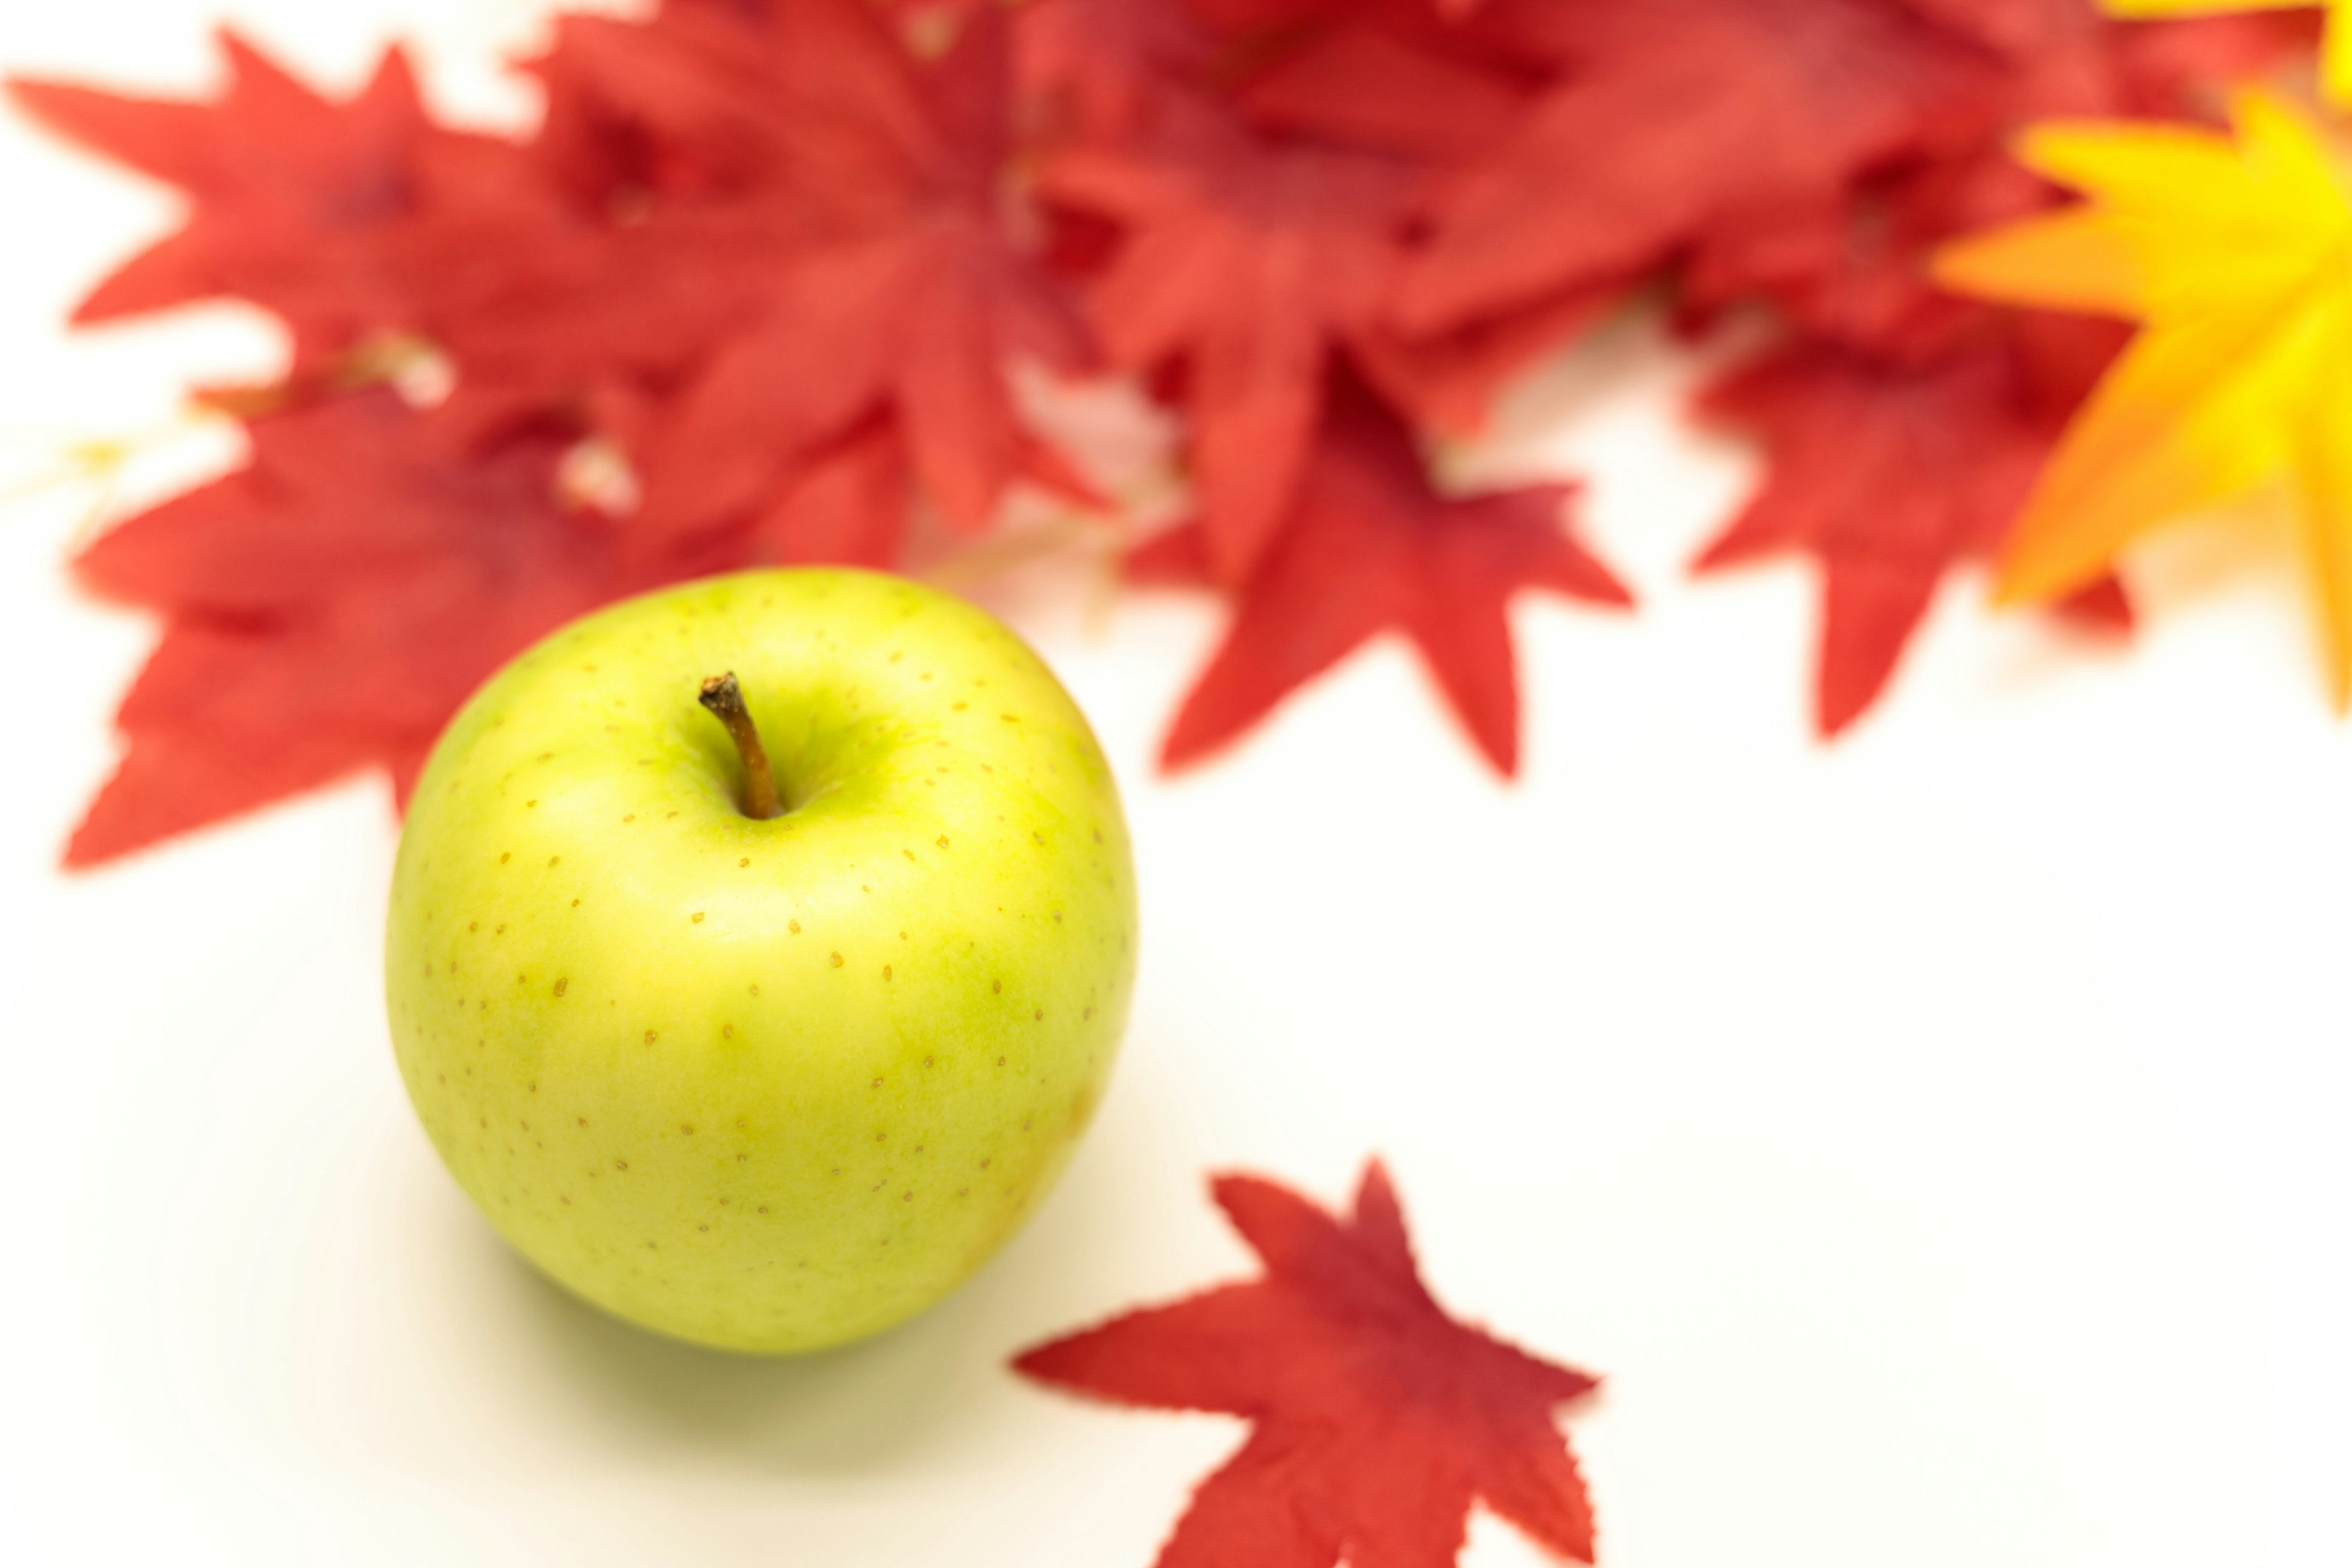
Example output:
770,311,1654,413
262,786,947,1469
698,672,781,820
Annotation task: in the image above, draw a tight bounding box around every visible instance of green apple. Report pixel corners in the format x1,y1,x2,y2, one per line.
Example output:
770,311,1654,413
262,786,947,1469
383,569,1137,1353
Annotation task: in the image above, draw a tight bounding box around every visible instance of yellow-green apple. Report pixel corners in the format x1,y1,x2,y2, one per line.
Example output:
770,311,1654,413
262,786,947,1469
384,569,1137,1352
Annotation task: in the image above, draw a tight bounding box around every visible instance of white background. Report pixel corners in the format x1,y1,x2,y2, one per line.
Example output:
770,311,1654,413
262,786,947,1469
2,4,2348,1566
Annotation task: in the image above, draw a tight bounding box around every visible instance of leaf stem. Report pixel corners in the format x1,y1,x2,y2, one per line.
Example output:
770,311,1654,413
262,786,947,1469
698,672,780,820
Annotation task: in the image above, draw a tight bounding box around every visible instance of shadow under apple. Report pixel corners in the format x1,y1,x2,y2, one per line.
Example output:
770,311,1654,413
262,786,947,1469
422,1017,1196,1482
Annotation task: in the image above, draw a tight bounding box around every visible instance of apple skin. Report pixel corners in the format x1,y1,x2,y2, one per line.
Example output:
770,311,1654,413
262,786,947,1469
384,569,1137,1353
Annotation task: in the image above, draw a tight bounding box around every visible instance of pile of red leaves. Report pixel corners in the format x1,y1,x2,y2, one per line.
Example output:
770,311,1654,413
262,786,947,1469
9,0,2312,864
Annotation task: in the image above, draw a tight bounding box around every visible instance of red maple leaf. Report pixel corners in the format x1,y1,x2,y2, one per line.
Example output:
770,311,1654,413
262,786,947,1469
743,410,1104,570
1390,0,1991,334
1672,3,2300,735
7,32,561,371
1695,322,2133,736
1016,1161,1601,1568
1354,280,1626,440
1185,0,1494,36
1902,0,2312,64
530,0,1088,543
1131,384,1629,773
1231,10,1536,165
1044,96,1420,582
1017,0,1215,141
64,391,710,865
756,415,914,570
1687,2,2311,345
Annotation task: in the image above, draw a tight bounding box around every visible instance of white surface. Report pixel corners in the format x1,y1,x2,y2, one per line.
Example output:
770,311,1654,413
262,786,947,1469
3,5,2350,1566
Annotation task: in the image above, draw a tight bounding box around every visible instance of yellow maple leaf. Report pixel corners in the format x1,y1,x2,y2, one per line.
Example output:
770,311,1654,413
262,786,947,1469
1936,89,2352,705
2105,0,2352,104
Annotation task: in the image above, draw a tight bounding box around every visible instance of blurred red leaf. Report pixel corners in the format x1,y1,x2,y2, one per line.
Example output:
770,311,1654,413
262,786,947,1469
8,33,570,374
1392,0,1989,333
1046,97,1417,581
1018,0,1214,140
1016,1160,1602,1568
1131,385,1629,773
750,414,1106,570
1690,3,2313,345
755,416,914,570
64,393,703,865
1695,321,2134,735
1355,280,1626,440
1673,4,2297,734
1232,15,1534,164
533,0,1089,543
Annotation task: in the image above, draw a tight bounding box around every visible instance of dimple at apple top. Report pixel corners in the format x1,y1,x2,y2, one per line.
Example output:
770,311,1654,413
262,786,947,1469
2,2,2350,1567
